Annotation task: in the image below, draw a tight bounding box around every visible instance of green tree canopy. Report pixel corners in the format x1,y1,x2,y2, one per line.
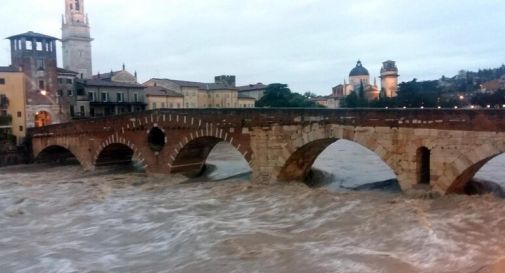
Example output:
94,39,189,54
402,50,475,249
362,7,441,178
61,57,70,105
256,84,323,108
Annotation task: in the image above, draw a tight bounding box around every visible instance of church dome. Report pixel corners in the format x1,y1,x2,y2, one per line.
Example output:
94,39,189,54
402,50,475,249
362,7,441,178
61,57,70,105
349,60,370,77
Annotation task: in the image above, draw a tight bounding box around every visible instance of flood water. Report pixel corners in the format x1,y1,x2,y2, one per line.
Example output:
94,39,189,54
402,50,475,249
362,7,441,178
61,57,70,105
1,140,505,273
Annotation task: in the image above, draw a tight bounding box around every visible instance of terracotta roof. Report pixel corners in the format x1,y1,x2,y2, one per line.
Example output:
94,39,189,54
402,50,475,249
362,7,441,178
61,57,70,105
237,83,267,92
76,78,144,88
93,71,121,80
7,31,59,41
149,78,236,91
145,86,183,97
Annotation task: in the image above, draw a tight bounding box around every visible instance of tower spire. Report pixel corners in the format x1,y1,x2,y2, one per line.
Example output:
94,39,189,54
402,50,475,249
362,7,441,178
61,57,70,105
62,0,93,78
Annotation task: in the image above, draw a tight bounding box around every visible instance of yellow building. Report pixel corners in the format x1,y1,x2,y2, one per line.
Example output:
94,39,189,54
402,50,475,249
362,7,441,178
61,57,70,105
238,95,256,108
0,67,27,144
145,86,184,109
208,89,238,108
144,75,259,108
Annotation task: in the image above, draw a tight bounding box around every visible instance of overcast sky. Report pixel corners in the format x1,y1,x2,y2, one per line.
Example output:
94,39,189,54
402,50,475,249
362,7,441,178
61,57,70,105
1,0,504,94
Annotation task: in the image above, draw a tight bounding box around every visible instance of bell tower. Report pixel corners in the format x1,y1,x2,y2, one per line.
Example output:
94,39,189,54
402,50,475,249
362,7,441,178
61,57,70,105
62,0,93,79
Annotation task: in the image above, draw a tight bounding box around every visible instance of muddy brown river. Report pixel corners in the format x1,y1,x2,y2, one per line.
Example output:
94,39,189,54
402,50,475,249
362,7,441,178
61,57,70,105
1,141,504,273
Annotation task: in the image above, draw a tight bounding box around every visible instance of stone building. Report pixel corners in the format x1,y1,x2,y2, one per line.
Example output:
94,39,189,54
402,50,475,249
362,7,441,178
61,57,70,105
62,0,93,79
332,60,380,102
321,60,399,108
237,83,268,101
6,31,70,128
310,96,340,109
57,68,81,117
145,86,184,110
238,94,256,108
380,60,399,97
76,66,146,117
144,75,258,108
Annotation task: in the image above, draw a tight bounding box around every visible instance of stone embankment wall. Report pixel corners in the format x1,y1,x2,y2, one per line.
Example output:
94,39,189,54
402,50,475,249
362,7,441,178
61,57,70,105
0,143,29,167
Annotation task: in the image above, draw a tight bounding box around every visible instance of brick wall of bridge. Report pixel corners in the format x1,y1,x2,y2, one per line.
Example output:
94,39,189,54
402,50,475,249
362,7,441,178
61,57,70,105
30,109,505,195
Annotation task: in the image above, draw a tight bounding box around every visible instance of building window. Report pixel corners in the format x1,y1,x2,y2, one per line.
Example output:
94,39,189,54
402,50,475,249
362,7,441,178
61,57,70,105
101,92,109,102
177,103,181,108
185,102,189,108
0,78,5,85
88,92,96,102
58,78,63,84
19,126,23,132
66,79,72,84
133,93,138,102
152,102,157,109
80,105,85,117
26,41,33,50
67,90,73,96
116,92,124,103
161,102,165,108
17,111,21,118
36,59,45,70
39,80,45,90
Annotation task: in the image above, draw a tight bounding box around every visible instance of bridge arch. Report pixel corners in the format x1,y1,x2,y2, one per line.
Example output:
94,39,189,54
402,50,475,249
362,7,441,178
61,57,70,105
93,135,145,167
168,131,251,177
277,137,400,187
442,143,505,194
34,145,83,166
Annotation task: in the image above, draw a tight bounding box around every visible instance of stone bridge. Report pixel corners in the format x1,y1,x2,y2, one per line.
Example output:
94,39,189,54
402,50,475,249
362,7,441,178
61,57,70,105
30,108,505,195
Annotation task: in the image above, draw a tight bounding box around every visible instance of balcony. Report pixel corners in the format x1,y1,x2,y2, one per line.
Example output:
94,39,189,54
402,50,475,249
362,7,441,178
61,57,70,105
75,95,89,102
0,114,12,126
90,101,146,106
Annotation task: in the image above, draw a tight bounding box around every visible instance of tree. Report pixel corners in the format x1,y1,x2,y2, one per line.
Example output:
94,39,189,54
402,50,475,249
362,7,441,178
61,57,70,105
340,91,359,108
256,83,322,108
396,79,441,107
303,91,318,99
358,82,366,101
471,89,505,107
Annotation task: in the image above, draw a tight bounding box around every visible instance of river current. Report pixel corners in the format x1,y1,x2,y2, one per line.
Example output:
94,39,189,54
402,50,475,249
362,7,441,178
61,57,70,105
1,140,505,273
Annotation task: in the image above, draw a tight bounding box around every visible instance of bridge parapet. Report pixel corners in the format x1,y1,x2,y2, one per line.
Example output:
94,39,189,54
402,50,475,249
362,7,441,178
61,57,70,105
29,109,505,137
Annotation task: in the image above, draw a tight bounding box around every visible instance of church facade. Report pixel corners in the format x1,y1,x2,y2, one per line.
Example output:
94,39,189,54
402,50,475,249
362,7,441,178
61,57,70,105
326,60,399,107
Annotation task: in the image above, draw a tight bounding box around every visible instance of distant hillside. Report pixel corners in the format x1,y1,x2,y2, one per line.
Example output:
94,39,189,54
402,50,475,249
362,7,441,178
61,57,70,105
438,64,505,93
